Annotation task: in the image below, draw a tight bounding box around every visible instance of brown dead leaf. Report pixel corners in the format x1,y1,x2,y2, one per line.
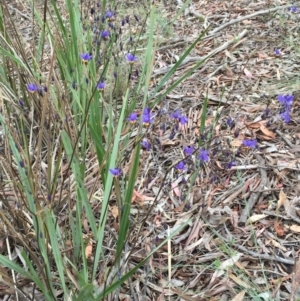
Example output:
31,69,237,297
110,205,119,219
132,189,155,203
255,203,269,213
85,241,93,259
257,52,270,59
230,210,239,229
274,220,285,237
260,124,275,139
244,121,262,129
231,290,246,301
231,138,243,147
225,66,234,77
174,202,185,213
277,190,287,211
185,219,201,247
242,19,252,25
289,225,300,233
229,272,250,288
207,186,223,208
256,134,274,141
246,214,267,224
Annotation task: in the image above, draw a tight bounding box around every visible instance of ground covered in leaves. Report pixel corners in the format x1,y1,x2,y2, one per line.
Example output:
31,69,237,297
2,0,300,300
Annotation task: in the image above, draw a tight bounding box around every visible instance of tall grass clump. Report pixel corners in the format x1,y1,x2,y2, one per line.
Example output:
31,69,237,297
0,0,210,299
0,0,278,298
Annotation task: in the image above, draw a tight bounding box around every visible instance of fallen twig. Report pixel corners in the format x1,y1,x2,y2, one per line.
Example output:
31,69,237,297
210,5,292,35
234,243,294,265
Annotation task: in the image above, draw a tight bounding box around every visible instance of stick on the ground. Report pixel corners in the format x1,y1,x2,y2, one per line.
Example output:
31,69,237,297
234,243,294,265
210,5,292,35
239,154,268,226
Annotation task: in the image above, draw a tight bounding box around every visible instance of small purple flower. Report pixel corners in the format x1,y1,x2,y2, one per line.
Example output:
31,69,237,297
274,48,281,56
226,117,234,127
126,53,138,63
277,94,294,108
179,115,188,125
143,107,151,116
242,139,257,148
142,113,152,125
97,81,105,90
261,107,270,119
19,99,24,107
141,138,151,151
288,6,298,13
105,10,115,20
109,168,122,177
170,110,181,120
227,161,236,169
142,107,153,126
127,112,138,123
198,149,209,162
175,161,185,171
80,52,92,63
27,83,38,93
280,110,291,123
101,30,110,40
184,146,194,156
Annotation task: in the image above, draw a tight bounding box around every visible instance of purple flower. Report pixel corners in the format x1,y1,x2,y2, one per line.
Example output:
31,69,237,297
126,53,138,63
261,107,270,119
184,146,194,156
142,107,153,125
179,115,188,125
242,139,257,148
227,161,236,169
105,10,115,20
280,110,291,123
101,30,110,40
141,138,151,151
109,168,122,177
175,161,185,171
277,94,294,108
170,110,181,120
226,117,234,127
80,52,93,63
198,149,209,162
274,48,281,56
27,83,38,93
288,6,298,13
127,112,138,123
142,113,152,125
97,81,105,90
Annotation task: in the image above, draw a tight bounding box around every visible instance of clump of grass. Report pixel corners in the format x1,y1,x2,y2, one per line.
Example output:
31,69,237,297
0,0,208,299
0,0,297,300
